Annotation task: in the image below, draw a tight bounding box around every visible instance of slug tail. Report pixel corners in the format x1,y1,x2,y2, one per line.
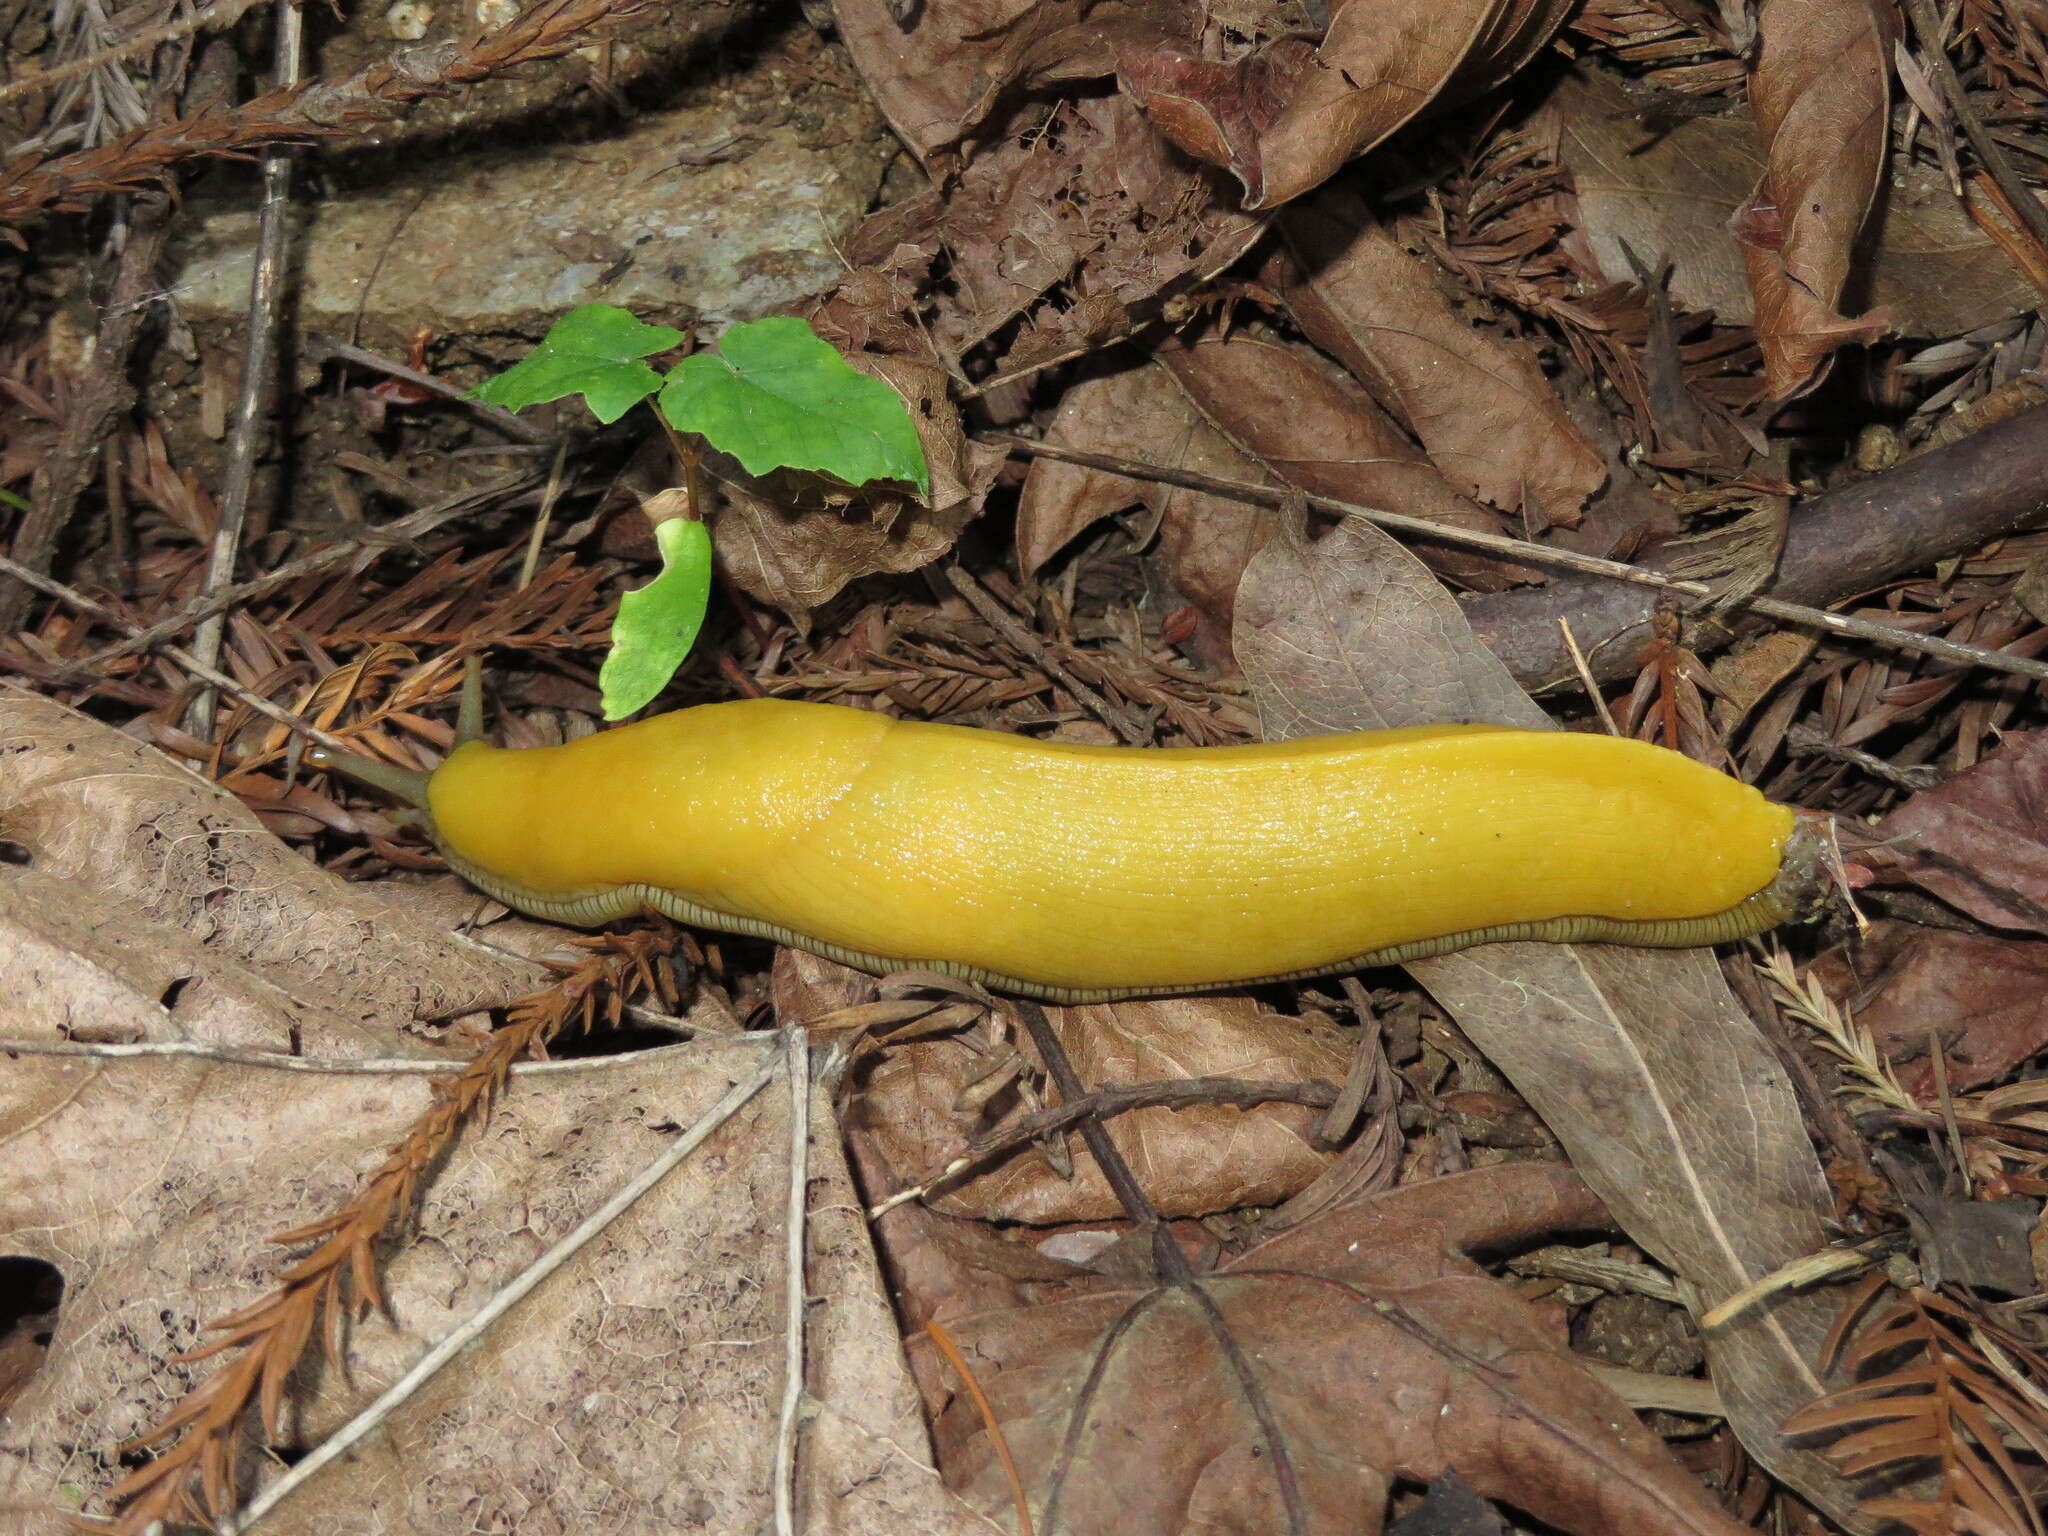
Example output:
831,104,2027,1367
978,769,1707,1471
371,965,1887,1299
309,745,433,811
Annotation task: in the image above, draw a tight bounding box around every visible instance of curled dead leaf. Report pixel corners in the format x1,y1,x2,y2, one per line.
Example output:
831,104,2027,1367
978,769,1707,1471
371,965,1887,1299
1735,0,1897,397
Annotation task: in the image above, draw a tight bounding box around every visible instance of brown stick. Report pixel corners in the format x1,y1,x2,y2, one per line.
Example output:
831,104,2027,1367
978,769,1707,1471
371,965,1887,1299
184,0,304,734
1462,402,2048,687
987,406,2048,688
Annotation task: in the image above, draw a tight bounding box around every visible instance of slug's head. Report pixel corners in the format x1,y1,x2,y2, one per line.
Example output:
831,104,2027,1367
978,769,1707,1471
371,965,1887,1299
1761,810,1851,931
306,656,490,829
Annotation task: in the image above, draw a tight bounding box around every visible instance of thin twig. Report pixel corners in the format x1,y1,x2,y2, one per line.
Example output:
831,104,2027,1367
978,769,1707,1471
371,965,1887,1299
1011,1003,1183,1278
982,433,2048,687
316,340,550,443
773,1027,811,1536
1698,1244,1888,1331
946,567,1153,743
518,439,572,590
0,0,661,222
0,1033,756,1074
217,1044,781,1534
1558,619,1621,736
185,0,302,735
869,1075,1341,1218
0,553,350,750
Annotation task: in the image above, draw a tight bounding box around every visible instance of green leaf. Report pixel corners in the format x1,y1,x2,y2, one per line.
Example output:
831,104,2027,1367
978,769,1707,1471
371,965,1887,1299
657,316,930,495
599,517,714,720
473,303,682,424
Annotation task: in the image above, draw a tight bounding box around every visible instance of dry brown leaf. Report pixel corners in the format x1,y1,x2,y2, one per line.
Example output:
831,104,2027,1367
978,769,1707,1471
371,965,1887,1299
0,684,538,1055
855,991,1349,1223
1157,333,1532,592
1553,69,2032,340
1811,922,2048,1097
976,93,1267,368
1229,514,1868,1530
1017,359,1278,662
0,1039,975,1535
924,1162,1755,1536
813,85,1263,384
1119,0,1577,208
1872,729,2048,935
1275,189,1606,524
1112,35,1317,199
1734,0,1896,397
829,0,1083,169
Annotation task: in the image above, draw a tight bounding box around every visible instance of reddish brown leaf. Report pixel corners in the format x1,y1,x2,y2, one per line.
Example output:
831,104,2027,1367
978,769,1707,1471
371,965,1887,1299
1119,0,1575,208
831,0,1086,169
1157,333,1532,590
1113,36,1317,195
855,991,1350,1223
1735,0,1896,397
1872,729,2048,936
1275,189,1605,524
816,90,1263,376
923,1164,1754,1536
1812,923,2048,1096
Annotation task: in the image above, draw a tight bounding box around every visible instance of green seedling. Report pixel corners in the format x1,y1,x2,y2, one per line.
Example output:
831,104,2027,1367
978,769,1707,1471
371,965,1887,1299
476,304,929,718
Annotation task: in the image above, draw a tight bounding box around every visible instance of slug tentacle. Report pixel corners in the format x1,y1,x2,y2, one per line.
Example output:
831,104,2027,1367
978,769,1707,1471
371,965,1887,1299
307,745,433,812
454,655,486,749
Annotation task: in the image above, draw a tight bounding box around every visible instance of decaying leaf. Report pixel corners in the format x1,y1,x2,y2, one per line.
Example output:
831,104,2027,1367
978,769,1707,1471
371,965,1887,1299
814,87,1262,384
1118,0,1578,208
1871,728,2048,934
1156,333,1533,591
0,684,539,1056
1017,359,1278,663
924,1163,1755,1535
1812,923,2048,1098
0,1035,977,1535
1553,68,2033,340
1734,0,1896,397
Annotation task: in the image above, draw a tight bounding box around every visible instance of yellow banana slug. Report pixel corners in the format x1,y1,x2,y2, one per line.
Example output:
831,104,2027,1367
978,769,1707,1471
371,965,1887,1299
313,697,1826,1004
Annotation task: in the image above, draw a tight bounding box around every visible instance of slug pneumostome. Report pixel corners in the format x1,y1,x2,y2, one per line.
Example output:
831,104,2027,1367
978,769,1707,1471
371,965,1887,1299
312,686,1830,1004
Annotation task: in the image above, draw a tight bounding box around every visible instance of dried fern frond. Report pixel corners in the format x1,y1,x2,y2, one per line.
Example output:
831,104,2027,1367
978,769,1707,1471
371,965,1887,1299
1788,1287,2048,1536
89,931,678,1534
